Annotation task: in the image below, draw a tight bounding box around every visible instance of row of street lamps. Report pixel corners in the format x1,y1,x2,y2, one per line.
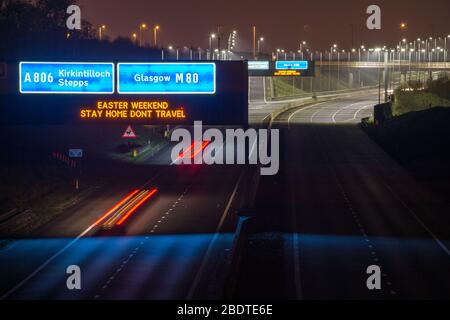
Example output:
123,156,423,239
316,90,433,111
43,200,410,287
94,23,449,64
97,23,160,47
275,35,450,63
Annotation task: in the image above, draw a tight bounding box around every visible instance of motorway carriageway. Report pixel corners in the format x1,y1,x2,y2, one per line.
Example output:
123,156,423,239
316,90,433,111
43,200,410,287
0,135,246,299
0,85,387,300
3,85,448,299
236,94,450,299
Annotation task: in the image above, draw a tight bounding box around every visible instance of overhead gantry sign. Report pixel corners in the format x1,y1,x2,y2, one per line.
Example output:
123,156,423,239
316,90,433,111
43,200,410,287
6,61,247,126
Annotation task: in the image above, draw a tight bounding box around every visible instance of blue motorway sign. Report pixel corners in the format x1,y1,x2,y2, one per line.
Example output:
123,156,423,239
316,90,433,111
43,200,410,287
68,149,83,158
275,61,308,70
117,62,216,94
19,62,114,94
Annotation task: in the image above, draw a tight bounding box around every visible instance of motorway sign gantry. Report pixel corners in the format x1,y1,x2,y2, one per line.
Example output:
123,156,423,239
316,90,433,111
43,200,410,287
5,61,248,126
248,60,315,77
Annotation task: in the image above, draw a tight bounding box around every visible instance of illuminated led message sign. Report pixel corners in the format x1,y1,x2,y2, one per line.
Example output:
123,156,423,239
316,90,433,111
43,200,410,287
19,62,114,94
275,61,308,70
79,100,187,120
117,62,216,94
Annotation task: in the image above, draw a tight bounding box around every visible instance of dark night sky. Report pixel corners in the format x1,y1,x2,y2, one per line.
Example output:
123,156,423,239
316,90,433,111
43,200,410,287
78,0,450,51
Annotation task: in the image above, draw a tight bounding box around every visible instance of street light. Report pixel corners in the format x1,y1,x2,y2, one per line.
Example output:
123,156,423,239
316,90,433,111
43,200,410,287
168,46,179,60
209,33,216,60
330,44,337,59
153,25,160,47
257,37,264,56
445,35,450,62
98,25,106,41
139,23,147,47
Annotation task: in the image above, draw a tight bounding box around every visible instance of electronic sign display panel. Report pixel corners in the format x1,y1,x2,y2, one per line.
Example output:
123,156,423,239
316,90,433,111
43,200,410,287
248,60,315,77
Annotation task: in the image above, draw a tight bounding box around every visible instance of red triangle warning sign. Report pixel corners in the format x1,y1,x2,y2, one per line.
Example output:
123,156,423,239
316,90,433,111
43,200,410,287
122,125,138,138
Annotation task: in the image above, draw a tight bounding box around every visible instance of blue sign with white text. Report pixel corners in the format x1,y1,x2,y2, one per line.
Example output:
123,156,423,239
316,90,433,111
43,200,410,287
20,62,114,94
117,63,216,94
275,61,309,70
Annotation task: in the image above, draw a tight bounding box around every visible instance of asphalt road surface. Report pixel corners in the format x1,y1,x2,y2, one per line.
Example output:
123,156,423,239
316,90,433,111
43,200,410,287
0,140,246,299
237,94,450,299
2,89,449,300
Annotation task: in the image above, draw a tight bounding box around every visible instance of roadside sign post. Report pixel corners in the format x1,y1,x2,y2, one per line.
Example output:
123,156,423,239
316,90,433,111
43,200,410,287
69,149,83,158
69,149,83,191
122,125,138,157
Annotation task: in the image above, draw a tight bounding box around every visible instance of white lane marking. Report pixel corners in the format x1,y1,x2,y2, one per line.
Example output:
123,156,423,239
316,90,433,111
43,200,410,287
0,220,98,299
309,107,326,123
1,140,197,299
341,104,374,122
286,101,329,127
361,146,450,257
94,184,191,299
314,125,396,295
331,101,374,123
382,182,450,256
187,170,244,299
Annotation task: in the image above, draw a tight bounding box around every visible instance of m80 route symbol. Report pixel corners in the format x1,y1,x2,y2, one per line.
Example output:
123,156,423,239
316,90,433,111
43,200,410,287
117,62,216,95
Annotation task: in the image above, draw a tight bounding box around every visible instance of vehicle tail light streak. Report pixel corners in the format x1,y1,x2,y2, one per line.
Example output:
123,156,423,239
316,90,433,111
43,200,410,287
177,141,196,160
190,141,210,159
116,188,158,226
97,188,158,229
176,140,210,161
94,189,140,226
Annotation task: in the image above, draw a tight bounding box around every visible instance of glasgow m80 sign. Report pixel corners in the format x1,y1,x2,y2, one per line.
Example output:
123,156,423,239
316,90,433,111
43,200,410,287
117,63,216,94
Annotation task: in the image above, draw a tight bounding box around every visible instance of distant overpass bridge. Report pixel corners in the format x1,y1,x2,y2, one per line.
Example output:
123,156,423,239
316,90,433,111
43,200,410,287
318,61,450,69
250,61,450,101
